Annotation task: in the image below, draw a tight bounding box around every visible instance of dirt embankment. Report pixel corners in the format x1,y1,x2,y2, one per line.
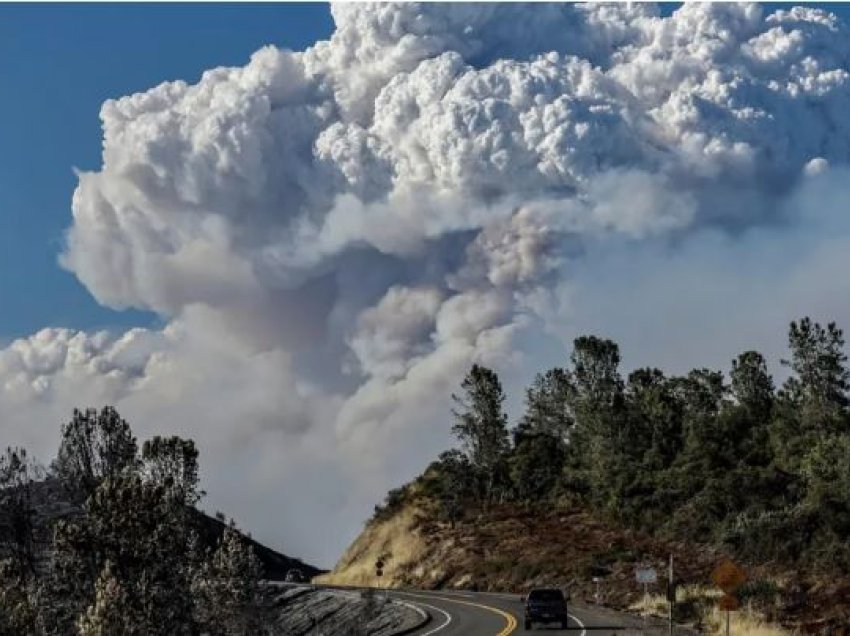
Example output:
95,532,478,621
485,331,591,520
320,501,720,601
319,499,850,632
316,504,431,588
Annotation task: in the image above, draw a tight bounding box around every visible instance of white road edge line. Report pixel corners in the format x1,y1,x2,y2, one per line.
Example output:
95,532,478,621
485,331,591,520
394,600,429,623
569,612,587,636
402,600,453,635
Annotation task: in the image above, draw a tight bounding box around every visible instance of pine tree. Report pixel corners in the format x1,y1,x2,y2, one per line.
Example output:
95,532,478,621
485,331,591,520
428,450,474,526
77,562,141,636
53,407,138,503
731,351,774,419
451,365,510,503
0,447,43,577
518,368,572,442
36,519,97,636
192,524,265,636
775,319,850,472
0,559,37,636
625,368,683,470
142,436,202,505
564,336,625,509
508,432,565,502
782,318,849,417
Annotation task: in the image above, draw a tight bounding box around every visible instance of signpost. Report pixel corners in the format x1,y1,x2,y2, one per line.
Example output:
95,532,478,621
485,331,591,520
668,555,674,636
711,559,747,636
376,556,389,602
717,595,740,611
635,561,676,634
636,564,657,632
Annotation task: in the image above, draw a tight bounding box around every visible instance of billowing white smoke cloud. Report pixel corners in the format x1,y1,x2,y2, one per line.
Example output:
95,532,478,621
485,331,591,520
4,2,850,564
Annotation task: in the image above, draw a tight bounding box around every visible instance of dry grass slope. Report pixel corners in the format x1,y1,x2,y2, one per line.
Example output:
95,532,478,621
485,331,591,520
315,504,429,587
323,496,850,630
630,587,788,636
704,607,789,636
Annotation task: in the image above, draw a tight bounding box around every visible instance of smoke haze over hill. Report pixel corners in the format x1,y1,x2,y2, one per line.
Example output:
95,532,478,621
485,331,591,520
4,2,850,565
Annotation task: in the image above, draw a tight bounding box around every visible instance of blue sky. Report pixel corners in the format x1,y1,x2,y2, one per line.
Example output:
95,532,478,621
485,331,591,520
0,3,333,339
0,2,846,342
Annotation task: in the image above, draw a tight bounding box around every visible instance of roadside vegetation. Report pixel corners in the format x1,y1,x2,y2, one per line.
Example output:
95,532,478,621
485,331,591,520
0,407,266,635
366,316,850,626
630,585,788,636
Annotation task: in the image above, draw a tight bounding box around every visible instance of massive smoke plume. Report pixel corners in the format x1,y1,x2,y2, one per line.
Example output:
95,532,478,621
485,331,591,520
4,3,850,564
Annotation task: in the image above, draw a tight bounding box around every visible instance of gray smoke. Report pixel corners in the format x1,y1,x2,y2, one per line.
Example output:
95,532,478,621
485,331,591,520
2,3,850,565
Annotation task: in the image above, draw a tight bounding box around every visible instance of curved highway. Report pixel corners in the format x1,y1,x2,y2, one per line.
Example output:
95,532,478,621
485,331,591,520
395,589,631,635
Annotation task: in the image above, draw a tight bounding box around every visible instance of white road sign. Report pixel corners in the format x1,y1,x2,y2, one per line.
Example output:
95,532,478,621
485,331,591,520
636,567,657,584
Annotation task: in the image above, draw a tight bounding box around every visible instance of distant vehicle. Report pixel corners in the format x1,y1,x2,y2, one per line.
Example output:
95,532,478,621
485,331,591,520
284,568,305,583
523,587,570,630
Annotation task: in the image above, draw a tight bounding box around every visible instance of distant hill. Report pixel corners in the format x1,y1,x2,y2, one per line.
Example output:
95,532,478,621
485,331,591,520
0,477,322,582
192,510,323,581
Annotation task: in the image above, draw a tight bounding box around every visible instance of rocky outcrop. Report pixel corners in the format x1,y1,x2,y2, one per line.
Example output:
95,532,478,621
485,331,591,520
270,585,428,636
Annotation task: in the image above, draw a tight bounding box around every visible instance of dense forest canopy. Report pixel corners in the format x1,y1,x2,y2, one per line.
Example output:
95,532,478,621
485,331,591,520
383,317,850,573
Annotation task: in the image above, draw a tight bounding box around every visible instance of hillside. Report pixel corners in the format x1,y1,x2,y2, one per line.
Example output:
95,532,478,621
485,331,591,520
320,489,723,606
194,510,323,580
320,319,850,631
0,477,321,581
320,491,850,632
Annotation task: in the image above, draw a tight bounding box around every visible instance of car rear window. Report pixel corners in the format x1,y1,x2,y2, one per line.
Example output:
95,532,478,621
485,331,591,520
528,589,564,602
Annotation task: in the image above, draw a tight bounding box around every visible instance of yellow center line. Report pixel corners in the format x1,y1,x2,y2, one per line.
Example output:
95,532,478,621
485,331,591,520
400,591,518,636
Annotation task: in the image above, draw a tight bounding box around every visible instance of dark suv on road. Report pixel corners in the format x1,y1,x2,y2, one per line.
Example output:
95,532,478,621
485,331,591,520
284,568,305,583
523,587,569,630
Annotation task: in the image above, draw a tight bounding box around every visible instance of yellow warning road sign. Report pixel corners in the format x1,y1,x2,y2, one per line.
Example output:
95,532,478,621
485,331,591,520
711,559,747,594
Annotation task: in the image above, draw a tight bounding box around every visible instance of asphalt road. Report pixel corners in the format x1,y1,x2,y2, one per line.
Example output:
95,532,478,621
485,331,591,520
394,589,634,636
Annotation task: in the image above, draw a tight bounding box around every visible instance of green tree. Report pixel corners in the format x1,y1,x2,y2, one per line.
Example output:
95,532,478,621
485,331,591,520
44,473,198,635
570,336,622,405
87,474,196,633
797,433,850,568
563,336,625,509
517,368,572,442
675,369,726,420
0,559,37,636
142,436,202,505
424,450,475,526
53,407,138,502
192,525,265,636
77,561,142,636
37,519,97,635
800,434,850,509
615,369,684,527
452,365,510,503
625,368,683,470
675,369,728,469
731,351,774,419
511,372,571,503
782,318,849,416
774,319,850,471
0,447,43,577
721,351,776,472
564,336,624,450
508,432,565,502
